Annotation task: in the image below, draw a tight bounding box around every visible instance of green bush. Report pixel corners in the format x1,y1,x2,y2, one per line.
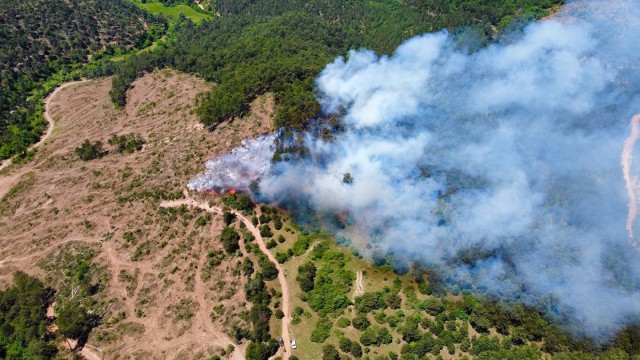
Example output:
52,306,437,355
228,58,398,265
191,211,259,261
259,224,273,238
219,227,241,254
57,303,97,339
292,236,311,256
274,309,284,319
360,326,392,347
311,317,332,343
221,193,253,212
322,344,340,360
296,262,316,292
337,317,351,328
353,313,371,331
259,258,278,281
275,251,291,263
75,139,104,160
108,133,144,153
355,291,387,314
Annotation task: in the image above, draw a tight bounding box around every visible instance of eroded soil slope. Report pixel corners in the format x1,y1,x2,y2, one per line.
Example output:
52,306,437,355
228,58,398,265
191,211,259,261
0,69,273,359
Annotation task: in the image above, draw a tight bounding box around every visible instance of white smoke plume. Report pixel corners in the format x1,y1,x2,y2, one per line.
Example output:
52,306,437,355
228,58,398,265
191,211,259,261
189,134,275,193
258,0,640,338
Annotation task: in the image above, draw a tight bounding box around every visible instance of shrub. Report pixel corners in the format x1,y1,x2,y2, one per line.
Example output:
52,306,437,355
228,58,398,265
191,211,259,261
471,335,501,355
219,227,240,254
75,139,104,160
353,313,371,331
108,133,144,153
339,337,353,352
337,317,351,328
273,216,283,230
259,213,271,224
223,210,236,226
222,193,253,212
355,292,387,314
310,317,332,343
351,342,363,357
360,326,392,347
375,312,387,324
296,262,316,292
275,251,290,263
274,309,284,319
207,250,225,267
259,224,273,238
242,258,255,276
291,236,311,255
387,293,402,309
424,297,445,316
322,344,340,360
259,259,278,281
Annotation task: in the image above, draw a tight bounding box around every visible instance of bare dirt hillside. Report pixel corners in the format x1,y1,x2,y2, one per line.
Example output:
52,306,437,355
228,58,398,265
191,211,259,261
0,69,273,359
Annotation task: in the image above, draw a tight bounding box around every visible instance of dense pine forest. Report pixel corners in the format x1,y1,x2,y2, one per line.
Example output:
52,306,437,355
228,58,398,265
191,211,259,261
0,0,166,160
109,0,563,132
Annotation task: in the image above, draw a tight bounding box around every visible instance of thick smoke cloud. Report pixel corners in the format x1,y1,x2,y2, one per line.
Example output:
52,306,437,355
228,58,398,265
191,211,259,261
259,0,640,338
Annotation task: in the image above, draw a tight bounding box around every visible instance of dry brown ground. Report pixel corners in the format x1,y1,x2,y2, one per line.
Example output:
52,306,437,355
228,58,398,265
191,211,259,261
0,69,273,359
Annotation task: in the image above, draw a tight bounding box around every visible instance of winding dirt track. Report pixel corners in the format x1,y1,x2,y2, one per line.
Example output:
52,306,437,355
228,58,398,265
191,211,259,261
160,193,292,359
353,270,364,300
0,80,92,201
0,80,89,172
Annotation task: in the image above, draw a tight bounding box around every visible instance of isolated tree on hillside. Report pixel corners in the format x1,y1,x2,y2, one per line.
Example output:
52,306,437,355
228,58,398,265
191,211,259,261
223,210,236,226
56,303,94,340
74,139,104,161
220,227,240,254
259,224,272,238
296,262,316,292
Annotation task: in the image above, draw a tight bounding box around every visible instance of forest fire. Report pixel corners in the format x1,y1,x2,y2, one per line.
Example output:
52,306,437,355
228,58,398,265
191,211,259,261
188,134,275,194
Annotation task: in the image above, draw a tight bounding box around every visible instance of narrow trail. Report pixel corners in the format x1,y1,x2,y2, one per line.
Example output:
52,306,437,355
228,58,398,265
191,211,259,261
0,80,89,172
79,345,102,360
0,80,91,200
353,270,364,300
193,224,242,360
622,113,640,252
160,192,292,359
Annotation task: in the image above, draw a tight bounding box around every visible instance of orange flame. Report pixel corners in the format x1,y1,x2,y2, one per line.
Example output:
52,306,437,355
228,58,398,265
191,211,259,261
227,188,237,195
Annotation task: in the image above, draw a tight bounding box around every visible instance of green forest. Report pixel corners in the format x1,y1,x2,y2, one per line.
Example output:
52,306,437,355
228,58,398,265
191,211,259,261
228,198,640,360
108,0,563,133
0,0,562,160
0,0,166,161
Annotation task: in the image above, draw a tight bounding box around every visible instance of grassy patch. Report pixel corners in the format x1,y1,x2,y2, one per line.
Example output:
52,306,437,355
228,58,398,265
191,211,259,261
130,1,211,23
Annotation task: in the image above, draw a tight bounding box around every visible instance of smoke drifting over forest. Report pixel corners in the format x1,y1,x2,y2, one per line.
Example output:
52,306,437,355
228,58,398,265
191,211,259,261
257,0,640,338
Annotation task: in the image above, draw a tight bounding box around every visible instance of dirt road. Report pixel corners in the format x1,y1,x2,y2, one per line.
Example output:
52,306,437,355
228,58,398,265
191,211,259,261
0,80,88,172
0,80,91,199
160,192,292,359
353,270,364,300
194,0,205,10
